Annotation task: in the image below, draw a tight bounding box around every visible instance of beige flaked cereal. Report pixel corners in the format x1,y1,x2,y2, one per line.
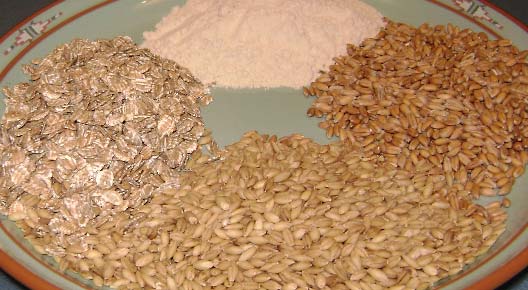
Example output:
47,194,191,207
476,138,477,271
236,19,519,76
28,131,503,289
306,21,528,209
0,36,212,260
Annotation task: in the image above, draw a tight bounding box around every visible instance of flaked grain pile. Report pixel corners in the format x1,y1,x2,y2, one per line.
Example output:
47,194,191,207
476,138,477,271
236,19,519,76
0,37,212,250
306,21,528,207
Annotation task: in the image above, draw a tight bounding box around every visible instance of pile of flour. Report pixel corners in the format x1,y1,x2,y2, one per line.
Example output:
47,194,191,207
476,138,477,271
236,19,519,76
142,0,384,88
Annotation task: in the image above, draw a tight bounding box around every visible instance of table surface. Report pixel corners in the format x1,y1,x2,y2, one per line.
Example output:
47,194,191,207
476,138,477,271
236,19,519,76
0,0,527,289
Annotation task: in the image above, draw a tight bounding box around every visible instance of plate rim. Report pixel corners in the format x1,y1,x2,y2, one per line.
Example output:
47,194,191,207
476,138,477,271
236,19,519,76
0,0,526,289
480,0,528,32
0,250,59,290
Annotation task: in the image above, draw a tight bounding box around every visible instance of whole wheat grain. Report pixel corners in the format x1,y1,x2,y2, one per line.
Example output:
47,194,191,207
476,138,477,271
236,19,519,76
306,21,528,208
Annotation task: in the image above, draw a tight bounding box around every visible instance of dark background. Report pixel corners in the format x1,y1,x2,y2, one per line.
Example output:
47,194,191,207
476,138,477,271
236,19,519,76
0,0,527,289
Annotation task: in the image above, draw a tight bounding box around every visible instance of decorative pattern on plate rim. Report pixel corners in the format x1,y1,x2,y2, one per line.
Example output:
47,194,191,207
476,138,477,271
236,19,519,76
452,0,503,29
3,12,62,56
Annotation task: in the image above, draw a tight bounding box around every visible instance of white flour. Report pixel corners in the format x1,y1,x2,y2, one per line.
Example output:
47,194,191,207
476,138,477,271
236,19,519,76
142,0,384,88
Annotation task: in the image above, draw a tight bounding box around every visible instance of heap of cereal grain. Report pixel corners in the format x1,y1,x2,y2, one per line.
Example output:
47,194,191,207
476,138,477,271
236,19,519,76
306,21,528,208
0,36,212,253
52,132,505,289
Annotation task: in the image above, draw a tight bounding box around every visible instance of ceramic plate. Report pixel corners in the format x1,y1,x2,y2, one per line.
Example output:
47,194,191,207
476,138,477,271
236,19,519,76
0,1,527,289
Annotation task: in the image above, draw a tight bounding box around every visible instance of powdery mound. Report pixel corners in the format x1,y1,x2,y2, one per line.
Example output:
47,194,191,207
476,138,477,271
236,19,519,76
142,0,384,89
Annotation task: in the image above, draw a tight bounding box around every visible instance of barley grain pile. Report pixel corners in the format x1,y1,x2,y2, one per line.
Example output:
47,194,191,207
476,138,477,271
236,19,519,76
306,21,528,208
27,132,505,289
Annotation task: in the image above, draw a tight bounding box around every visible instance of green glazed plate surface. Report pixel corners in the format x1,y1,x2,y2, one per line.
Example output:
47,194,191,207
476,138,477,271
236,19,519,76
0,1,526,289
